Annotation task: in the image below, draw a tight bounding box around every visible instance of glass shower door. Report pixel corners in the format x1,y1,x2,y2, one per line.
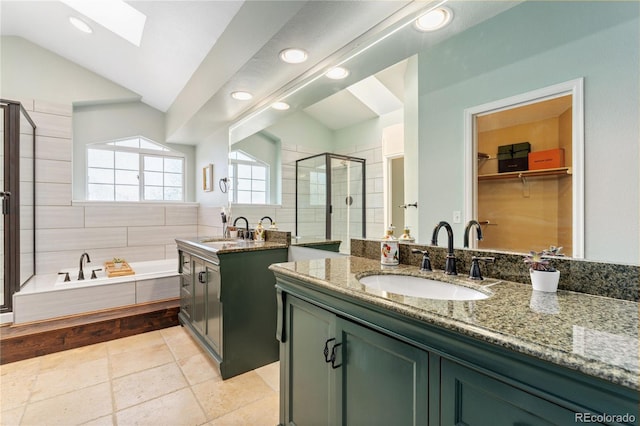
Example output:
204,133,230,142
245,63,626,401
296,154,327,239
1,105,4,307
330,157,364,253
1,101,36,313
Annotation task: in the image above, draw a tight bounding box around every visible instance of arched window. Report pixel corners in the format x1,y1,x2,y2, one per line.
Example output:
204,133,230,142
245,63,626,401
228,150,269,204
87,136,185,201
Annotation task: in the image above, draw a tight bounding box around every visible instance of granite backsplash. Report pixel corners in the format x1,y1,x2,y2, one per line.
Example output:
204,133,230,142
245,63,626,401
350,238,639,302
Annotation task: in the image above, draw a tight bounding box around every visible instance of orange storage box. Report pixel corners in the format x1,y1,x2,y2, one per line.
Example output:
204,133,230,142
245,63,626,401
528,148,565,170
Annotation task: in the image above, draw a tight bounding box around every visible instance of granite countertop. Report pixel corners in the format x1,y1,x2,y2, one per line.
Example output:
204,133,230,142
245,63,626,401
176,237,287,254
270,256,639,390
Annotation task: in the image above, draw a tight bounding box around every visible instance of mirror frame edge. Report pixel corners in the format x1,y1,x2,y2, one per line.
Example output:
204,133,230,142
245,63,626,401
463,77,585,258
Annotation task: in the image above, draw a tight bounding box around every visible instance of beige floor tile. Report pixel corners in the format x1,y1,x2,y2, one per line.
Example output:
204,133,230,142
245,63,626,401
80,414,116,425
254,361,280,392
116,388,207,426
162,327,205,361
178,351,222,386
0,357,40,378
192,371,276,421
20,382,112,426
30,357,109,402
206,393,279,426
39,341,108,371
109,342,174,378
106,330,165,355
0,405,25,426
112,362,188,410
0,367,37,410
159,325,185,341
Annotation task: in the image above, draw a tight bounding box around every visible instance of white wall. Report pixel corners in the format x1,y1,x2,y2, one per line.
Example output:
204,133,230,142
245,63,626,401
22,99,197,274
73,101,196,201
2,37,200,272
195,126,232,237
1,37,138,105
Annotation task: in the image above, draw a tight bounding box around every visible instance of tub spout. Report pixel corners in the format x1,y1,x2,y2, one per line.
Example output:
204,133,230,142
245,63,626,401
78,252,91,280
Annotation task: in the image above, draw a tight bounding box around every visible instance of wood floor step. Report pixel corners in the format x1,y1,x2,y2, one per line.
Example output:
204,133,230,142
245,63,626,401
0,299,180,364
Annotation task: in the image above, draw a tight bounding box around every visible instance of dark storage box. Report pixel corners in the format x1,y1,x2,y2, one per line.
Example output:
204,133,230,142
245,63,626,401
497,142,531,173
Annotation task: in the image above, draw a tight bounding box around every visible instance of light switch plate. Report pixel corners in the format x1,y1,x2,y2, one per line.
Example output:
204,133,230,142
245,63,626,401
453,211,462,224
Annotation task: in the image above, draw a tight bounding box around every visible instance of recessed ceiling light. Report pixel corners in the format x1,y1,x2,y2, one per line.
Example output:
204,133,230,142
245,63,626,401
61,0,146,46
231,91,253,101
272,102,290,111
325,67,350,80
69,16,93,34
415,7,452,32
279,48,308,64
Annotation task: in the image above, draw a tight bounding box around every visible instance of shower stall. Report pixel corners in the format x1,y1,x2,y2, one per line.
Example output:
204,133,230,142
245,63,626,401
1,100,36,314
296,153,366,253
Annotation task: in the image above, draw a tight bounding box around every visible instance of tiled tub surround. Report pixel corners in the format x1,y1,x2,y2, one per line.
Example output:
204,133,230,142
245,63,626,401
350,239,640,302
270,256,639,390
18,99,198,275
14,259,178,324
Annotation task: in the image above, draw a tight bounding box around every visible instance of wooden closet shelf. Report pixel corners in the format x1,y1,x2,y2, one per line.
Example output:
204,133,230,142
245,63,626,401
478,167,571,181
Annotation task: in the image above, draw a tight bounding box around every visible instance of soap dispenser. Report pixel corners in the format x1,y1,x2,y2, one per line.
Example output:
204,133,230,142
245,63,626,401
380,225,399,265
254,221,265,242
398,226,415,242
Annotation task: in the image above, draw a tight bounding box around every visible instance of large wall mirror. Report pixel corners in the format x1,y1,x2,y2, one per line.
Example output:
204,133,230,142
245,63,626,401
464,79,584,258
228,1,639,265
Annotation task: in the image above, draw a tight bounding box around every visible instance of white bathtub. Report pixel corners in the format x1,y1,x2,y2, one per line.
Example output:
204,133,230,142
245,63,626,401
13,259,179,324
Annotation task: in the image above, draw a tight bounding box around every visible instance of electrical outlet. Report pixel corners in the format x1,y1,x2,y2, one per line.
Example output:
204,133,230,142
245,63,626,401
453,211,462,224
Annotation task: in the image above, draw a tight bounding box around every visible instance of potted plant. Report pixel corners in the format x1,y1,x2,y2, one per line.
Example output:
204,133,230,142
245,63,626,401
112,257,125,269
524,247,562,292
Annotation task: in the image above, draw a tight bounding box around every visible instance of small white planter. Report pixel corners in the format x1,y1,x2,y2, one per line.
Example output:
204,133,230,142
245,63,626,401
529,269,560,293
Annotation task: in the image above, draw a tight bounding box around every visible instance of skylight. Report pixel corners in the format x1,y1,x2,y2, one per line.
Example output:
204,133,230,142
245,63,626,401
60,0,147,47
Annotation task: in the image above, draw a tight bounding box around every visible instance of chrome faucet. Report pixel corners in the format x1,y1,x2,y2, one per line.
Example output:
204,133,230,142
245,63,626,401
463,220,484,248
78,252,91,280
431,221,457,275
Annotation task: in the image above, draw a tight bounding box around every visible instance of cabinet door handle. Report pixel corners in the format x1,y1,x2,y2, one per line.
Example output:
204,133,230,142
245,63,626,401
330,343,342,369
276,288,286,343
323,338,336,363
198,271,206,283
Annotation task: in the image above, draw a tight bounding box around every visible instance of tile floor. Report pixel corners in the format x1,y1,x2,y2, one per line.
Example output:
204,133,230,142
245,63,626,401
0,326,280,425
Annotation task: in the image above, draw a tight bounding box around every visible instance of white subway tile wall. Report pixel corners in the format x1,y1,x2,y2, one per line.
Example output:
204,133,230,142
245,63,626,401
28,99,386,274
31,100,199,274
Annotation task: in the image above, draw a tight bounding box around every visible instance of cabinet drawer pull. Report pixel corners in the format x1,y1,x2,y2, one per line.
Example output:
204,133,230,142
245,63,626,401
198,271,206,283
323,338,336,363
276,288,285,343
330,343,342,369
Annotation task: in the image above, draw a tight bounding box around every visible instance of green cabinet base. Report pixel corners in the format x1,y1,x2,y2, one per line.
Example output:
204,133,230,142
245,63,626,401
274,274,639,426
179,246,287,380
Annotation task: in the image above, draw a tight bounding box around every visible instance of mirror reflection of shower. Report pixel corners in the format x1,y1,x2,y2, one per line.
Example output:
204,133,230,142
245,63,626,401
296,153,366,253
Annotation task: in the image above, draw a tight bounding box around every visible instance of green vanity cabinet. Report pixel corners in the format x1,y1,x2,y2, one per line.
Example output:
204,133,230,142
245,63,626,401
440,359,577,425
191,257,222,357
178,243,287,379
179,252,192,320
274,274,639,426
279,294,429,425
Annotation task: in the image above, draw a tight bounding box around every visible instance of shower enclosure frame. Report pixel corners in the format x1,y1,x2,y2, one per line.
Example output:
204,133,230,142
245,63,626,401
295,152,366,241
1,100,36,313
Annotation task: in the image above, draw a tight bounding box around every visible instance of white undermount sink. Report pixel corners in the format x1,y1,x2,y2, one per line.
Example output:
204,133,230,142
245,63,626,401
359,274,489,301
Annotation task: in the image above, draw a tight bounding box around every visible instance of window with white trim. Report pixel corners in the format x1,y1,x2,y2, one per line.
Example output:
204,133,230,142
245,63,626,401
228,150,268,204
87,136,185,201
